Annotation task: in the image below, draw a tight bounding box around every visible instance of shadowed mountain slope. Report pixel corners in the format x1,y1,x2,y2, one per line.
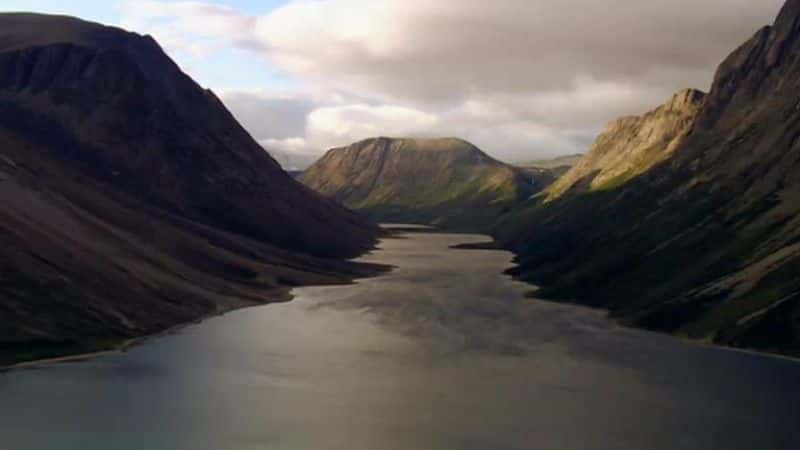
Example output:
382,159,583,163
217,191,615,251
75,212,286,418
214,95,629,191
494,0,800,356
299,137,538,230
0,13,382,365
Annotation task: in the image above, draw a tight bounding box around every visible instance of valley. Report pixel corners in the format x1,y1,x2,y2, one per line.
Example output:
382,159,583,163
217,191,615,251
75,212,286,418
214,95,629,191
3,229,799,450
298,0,800,357
1,2,800,448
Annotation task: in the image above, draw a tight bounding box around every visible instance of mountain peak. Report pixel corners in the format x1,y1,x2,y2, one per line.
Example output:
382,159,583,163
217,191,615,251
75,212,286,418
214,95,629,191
666,88,706,111
698,0,800,128
546,88,703,200
300,137,535,229
776,0,800,31
0,13,139,52
353,136,480,153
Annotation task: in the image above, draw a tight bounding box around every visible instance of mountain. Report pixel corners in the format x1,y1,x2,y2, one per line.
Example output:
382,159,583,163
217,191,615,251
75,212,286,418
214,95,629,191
522,153,583,170
544,89,705,200
299,137,537,230
0,13,382,365
517,154,583,192
494,0,800,356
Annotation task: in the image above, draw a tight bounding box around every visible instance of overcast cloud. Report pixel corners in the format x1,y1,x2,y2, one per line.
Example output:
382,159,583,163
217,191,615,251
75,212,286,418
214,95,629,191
122,0,784,164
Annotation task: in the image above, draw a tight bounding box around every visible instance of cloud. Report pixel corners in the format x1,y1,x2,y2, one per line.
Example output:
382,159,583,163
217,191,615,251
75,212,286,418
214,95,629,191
255,0,783,105
306,104,439,147
121,0,785,162
120,0,260,57
258,138,319,170
218,89,315,141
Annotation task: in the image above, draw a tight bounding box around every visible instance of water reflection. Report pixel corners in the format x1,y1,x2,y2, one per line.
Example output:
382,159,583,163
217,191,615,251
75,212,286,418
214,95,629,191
1,232,799,450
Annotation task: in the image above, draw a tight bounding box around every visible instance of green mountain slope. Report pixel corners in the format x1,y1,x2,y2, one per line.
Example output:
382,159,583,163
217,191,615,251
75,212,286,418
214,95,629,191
495,0,800,356
300,137,538,230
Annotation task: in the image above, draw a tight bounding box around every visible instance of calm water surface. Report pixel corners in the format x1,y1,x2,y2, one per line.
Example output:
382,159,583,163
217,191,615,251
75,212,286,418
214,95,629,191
2,231,800,450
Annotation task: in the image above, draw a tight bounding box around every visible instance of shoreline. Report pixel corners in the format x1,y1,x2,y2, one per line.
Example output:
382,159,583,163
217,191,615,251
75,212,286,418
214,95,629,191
0,293,290,372
4,228,799,372
504,276,800,366
5,340,137,371
450,233,800,365
2,234,396,372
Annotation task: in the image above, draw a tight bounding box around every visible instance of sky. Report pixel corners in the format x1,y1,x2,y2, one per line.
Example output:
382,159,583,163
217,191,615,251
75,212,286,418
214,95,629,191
0,0,786,164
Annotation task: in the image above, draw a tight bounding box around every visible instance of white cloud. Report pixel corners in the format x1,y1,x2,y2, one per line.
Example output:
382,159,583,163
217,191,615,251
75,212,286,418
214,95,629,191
260,137,315,155
219,89,315,141
119,0,785,162
259,137,319,170
254,0,783,105
306,104,439,147
120,0,259,57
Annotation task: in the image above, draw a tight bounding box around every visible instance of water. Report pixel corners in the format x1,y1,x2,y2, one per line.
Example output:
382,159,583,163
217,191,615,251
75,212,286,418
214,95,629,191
1,231,799,450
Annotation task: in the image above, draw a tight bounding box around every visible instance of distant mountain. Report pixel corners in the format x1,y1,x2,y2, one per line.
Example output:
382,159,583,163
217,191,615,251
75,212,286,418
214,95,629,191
495,0,800,356
299,137,538,230
522,153,583,170
0,13,381,365
517,154,583,191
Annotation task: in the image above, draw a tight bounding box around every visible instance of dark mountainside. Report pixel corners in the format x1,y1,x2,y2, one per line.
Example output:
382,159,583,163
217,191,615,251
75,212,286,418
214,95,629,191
0,14,382,365
299,137,544,231
494,0,800,356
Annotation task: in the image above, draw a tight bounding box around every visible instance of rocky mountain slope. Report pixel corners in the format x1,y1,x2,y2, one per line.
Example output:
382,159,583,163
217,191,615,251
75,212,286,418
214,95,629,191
299,137,537,230
0,13,382,365
495,0,800,356
545,89,706,200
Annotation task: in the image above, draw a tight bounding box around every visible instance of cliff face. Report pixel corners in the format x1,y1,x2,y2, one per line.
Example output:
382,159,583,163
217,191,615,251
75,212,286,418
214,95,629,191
545,89,706,200
0,14,382,365
300,137,536,230
495,0,800,356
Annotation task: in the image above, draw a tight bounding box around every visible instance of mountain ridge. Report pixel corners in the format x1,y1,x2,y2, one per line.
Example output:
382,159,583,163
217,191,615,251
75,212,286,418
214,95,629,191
544,88,706,200
494,0,800,356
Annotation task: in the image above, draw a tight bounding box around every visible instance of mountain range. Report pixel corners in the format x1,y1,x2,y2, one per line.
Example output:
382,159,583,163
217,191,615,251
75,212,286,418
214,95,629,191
3,0,800,363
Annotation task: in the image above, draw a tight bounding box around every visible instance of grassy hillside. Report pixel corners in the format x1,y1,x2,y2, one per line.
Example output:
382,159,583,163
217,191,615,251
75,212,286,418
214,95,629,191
300,137,541,231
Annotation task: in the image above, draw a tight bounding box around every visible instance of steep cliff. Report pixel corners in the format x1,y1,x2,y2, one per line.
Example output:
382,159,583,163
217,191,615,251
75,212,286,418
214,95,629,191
545,89,705,200
300,137,536,230
495,0,800,356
